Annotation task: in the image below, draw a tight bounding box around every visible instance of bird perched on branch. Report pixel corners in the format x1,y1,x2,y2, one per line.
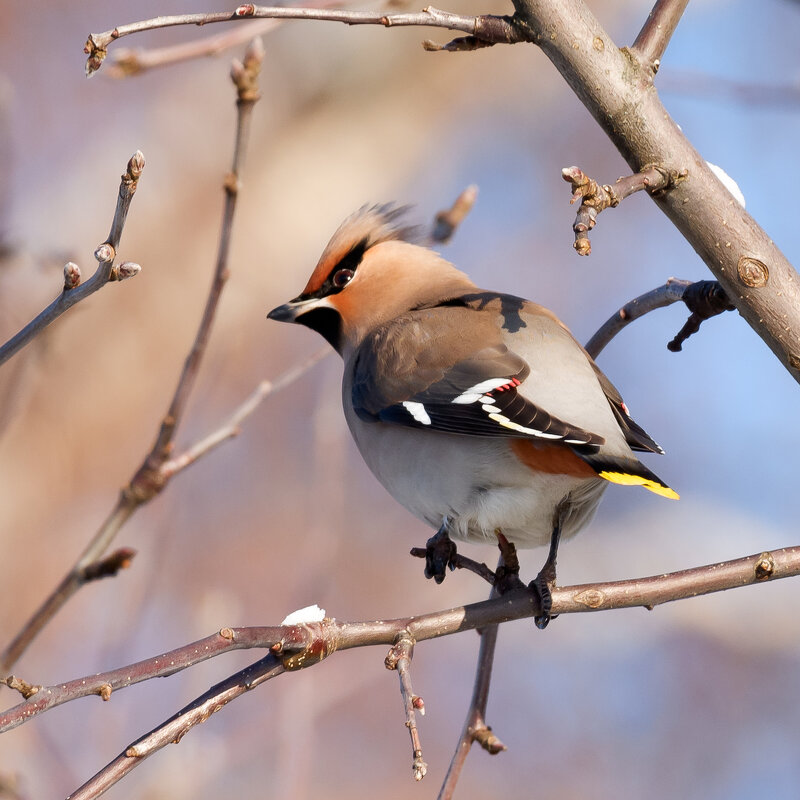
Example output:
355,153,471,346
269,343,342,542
268,205,677,626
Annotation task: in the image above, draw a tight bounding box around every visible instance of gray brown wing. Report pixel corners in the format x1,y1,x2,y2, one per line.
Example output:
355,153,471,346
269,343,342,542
351,305,604,451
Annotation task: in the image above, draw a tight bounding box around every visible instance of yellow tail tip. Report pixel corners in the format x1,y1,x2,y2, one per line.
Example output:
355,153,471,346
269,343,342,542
598,471,680,500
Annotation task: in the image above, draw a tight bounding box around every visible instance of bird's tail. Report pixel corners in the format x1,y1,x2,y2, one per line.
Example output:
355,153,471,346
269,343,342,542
578,454,679,499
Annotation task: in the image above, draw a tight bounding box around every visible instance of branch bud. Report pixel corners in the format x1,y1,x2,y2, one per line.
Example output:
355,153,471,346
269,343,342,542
63,262,81,291
84,34,107,78
115,261,141,282
243,36,265,71
234,4,256,16
231,38,263,102
127,150,145,181
94,243,115,263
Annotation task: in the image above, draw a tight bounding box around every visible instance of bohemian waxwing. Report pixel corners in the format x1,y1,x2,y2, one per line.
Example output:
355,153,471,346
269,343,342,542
268,205,678,626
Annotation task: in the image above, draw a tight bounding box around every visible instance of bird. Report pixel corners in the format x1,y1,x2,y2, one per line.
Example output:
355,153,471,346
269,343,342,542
268,204,678,626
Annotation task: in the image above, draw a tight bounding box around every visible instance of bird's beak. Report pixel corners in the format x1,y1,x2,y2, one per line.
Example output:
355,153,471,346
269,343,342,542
267,296,316,323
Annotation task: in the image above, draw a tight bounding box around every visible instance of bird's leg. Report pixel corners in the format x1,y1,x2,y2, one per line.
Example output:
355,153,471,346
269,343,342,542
424,519,458,584
493,531,526,595
529,504,566,630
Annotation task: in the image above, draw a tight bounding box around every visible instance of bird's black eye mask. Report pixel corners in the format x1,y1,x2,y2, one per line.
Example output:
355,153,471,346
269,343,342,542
294,238,369,302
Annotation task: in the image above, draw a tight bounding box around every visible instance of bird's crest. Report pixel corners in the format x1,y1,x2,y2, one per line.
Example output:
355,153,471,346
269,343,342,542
301,204,419,297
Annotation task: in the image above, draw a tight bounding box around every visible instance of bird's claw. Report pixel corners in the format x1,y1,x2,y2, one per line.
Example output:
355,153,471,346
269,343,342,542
529,569,558,630
424,527,458,584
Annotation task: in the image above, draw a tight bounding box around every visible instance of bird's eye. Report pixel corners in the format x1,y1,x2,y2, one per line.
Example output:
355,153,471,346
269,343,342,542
332,268,355,288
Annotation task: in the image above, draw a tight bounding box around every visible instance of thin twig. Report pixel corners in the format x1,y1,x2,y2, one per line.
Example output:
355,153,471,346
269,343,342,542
162,347,329,476
149,39,262,460
584,278,735,360
0,43,264,675
584,278,691,358
1,626,288,730
104,0,356,78
630,0,691,72
66,654,286,800
0,152,144,368
561,164,683,256
439,560,505,800
4,544,799,736
385,632,427,781
106,19,281,77
428,185,478,244
84,6,529,76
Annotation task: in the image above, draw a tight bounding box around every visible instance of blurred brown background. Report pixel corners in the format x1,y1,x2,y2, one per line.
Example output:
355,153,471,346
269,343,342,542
1,0,800,798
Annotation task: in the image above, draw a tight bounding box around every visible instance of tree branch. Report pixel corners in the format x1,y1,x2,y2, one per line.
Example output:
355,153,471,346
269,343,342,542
0,350,325,674
66,653,286,800
585,278,691,358
561,164,684,255
584,277,734,359
4,545,799,735
84,6,529,76
385,632,428,781
630,0,690,72
0,43,265,675
428,185,479,244
0,152,144,368
1,545,795,796
512,0,800,384
161,347,329,476
439,567,505,800
106,19,282,78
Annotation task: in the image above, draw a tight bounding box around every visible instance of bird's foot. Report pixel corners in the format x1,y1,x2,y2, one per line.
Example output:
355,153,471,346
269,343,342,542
423,525,458,584
529,562,558,630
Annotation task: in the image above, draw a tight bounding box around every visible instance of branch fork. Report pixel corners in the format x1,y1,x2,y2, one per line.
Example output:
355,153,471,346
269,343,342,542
0,150,145,369
562,164,685,255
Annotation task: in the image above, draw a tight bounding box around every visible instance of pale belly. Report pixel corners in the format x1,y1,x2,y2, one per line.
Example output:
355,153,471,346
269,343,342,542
347,413,607,549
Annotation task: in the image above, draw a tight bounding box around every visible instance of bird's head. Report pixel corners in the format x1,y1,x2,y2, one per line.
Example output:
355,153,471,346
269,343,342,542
267,204,476,356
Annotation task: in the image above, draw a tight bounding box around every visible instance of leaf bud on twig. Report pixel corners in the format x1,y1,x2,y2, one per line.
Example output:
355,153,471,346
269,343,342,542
63,262,81,291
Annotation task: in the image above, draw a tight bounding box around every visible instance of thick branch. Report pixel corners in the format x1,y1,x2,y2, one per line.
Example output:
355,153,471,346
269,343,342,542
630,0,690,71
0,152,144,368
513,0,800,384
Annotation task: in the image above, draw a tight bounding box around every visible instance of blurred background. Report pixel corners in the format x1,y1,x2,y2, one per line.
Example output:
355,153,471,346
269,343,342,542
1,0,799,797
